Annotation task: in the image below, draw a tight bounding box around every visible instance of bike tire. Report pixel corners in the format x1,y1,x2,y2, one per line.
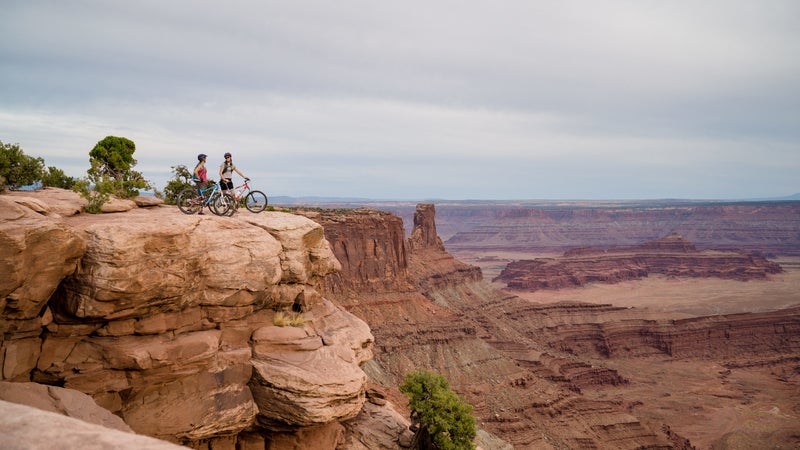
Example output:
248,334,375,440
207,190,223,215
245,190,268,213
177,189,202,214
211,192,235,216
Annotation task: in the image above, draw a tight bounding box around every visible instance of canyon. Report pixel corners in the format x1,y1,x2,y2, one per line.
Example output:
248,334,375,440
1,189,799,449
310,202,800,449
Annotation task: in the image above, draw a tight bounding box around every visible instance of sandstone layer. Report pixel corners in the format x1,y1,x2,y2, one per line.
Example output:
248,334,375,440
495,233,783,291
0,189,374,449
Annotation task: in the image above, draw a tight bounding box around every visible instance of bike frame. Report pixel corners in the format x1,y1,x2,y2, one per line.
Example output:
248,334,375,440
197,183,223,207
231,180,252,201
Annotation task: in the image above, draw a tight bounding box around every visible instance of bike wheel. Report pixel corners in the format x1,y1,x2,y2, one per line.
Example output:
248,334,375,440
245,190,268,213
207,191,222,215
211,192,235,216
177,189,202,214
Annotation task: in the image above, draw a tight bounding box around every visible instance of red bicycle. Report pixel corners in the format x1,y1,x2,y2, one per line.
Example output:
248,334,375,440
227,178,268,213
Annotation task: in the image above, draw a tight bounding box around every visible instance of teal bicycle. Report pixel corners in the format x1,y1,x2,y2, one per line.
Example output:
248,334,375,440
177,181,235,216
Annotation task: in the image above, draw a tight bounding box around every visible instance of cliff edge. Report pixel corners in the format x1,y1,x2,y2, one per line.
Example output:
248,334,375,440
1,189,374,449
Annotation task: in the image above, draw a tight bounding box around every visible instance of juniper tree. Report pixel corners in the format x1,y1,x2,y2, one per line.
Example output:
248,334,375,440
399,370,477,450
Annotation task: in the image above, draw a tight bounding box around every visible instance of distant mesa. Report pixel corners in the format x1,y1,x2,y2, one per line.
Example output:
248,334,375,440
494,233,783,291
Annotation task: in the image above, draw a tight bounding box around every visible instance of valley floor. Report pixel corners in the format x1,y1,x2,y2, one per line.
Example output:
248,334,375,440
454,251,800,317
452,250,800,449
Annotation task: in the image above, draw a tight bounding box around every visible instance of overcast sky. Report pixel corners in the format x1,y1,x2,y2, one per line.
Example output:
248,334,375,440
2,1,798,200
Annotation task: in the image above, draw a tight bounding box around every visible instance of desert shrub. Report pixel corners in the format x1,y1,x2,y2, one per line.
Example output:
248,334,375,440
41,165,77,189
73,136,153,212
273,311,306,327
72,162,112,214
399,370,477,450
87,136,151,198
0,140,44,191
162,165,194,205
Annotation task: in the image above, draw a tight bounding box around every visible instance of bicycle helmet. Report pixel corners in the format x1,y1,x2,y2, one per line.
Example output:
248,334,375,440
198,153,207,161
224,152,232,158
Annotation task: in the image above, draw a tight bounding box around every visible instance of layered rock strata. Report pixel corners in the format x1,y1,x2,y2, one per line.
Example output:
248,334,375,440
495,233,783,291
0,190,374,449
313,203,800,449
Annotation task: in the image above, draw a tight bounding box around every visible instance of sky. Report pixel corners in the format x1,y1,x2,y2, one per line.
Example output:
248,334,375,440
1,0,799,200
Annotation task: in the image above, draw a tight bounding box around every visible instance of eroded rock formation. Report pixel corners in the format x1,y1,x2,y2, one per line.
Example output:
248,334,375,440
0,190,374,449
314,204,680,448
495,233,783,291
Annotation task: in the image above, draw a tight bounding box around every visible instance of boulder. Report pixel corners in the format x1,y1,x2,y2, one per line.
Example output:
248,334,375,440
133,195,164,207
4,187,86,216
0,381,131,432
0,196,86,320
0,399,189,450
54,210,283,320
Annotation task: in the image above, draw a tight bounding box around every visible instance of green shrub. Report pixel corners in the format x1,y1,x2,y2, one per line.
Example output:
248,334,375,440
72,136,153,212
399,370,477,450
41,165,77,189
0,140,44,191
72,168,111,214
87,136,151,198
162,165,194,205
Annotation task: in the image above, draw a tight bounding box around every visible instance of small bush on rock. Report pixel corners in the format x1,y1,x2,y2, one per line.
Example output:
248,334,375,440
163,165,194,205
399,370,477,450
273,311,305,327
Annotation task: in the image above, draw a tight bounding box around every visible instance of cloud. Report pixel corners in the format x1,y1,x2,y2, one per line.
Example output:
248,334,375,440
1,0,798,199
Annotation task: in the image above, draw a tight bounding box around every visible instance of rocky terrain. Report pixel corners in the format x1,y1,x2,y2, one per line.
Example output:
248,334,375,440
1,189,378,449
2,189,799,449
494,233,784,291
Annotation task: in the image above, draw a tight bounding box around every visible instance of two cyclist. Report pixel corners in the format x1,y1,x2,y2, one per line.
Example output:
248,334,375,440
191,152,250,215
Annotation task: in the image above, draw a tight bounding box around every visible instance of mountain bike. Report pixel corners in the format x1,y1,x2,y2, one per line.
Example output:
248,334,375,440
227,178,268,213
177,181,235,216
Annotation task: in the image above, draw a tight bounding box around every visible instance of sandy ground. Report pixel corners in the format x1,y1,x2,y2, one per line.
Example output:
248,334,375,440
453,251,800,317
592,358,800,450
